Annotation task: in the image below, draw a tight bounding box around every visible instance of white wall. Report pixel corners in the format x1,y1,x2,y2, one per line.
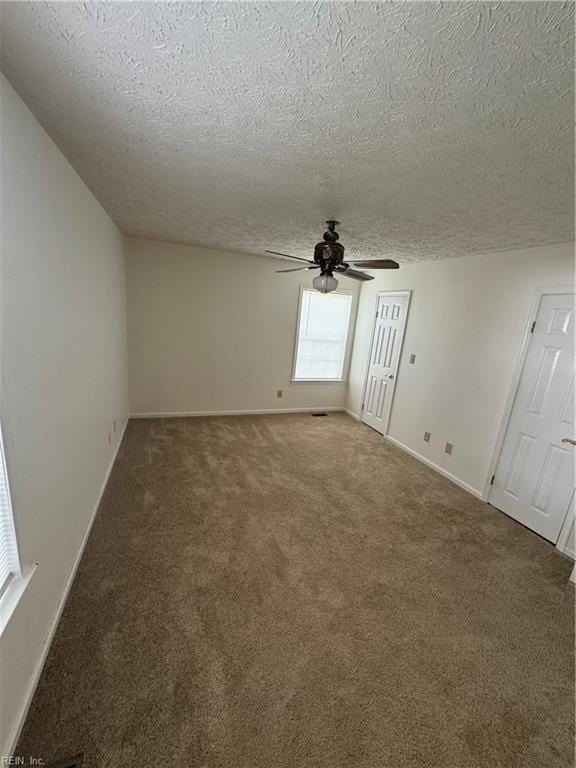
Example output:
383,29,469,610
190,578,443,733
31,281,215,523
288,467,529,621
0,74,129,752
348,242,575,496
125,237,359,416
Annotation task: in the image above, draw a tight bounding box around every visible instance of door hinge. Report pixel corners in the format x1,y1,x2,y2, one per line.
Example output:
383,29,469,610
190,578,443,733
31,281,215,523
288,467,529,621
530,321,536,333
490,474,495,485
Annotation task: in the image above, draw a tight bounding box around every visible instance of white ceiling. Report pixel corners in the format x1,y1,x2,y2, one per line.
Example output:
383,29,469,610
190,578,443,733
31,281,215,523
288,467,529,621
0,2,573,262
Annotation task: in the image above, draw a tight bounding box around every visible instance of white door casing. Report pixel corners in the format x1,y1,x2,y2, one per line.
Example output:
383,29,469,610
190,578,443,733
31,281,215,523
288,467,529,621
556,491,576,559
489,293,575,544
361,292,410,436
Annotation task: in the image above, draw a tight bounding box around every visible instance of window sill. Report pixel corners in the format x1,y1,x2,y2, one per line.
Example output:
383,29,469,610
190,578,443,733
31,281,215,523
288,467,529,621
291,379,347,383
0,563,37,637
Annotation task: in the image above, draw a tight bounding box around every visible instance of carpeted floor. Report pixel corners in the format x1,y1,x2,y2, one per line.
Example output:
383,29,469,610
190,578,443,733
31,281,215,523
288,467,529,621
17,413,575,767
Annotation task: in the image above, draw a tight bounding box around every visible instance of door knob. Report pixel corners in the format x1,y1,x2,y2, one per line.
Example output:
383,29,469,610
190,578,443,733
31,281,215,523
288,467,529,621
388,374,395,380
561,438,576,446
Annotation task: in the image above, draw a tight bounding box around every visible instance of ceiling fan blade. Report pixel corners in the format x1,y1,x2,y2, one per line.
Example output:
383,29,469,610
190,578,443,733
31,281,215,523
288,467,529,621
336,267,374,281
349,259,400,269
265,250,314,263
276,265,320,273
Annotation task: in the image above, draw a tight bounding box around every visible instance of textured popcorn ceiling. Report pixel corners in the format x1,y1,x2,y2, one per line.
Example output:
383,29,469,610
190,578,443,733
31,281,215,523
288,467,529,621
0,1,574,262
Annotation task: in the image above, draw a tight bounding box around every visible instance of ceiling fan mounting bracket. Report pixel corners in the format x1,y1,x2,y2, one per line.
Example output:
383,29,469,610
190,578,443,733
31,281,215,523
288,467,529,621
323,220,340,241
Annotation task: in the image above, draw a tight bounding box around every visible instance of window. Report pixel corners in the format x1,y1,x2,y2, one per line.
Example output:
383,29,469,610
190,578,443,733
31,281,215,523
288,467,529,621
0,425,20,599
293,289,353,381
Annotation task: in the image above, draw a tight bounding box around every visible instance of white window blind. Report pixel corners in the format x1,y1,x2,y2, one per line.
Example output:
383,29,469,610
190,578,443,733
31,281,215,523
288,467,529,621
293,289,353,381
0,426,19,598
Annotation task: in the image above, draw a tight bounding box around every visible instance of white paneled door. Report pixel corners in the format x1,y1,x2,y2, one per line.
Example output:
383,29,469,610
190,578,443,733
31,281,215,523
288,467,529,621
362,292,410,436
490,293,576,543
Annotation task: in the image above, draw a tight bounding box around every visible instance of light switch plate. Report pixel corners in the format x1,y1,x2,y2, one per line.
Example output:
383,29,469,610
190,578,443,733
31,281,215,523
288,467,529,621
445,442,453,455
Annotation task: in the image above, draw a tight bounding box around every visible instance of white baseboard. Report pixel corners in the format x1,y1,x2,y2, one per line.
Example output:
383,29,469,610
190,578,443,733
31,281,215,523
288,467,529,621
343,409,361,421
130,406,345,418
385,435,483,499
6,418,129,756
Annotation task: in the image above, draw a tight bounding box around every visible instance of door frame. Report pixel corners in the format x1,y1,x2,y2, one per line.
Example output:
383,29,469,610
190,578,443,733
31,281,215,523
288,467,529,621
484,286,576,551
360,290,412,436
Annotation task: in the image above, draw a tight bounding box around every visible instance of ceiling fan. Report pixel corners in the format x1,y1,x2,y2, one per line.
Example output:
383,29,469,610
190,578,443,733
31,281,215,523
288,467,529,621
266,220,399,293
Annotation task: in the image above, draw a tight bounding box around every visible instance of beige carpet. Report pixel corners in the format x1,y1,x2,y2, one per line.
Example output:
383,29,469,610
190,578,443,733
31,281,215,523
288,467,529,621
17,413,575,767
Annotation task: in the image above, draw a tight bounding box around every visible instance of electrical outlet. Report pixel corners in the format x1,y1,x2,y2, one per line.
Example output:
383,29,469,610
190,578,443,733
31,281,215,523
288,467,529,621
409,354,416,364
113,420,116,432
424,431,431,442
445,442,453,455
277,389,283,398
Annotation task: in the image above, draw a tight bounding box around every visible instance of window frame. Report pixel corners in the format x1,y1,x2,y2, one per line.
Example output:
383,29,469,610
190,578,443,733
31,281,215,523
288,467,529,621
291,284,357,383
0,418,35,638
0,421,21,596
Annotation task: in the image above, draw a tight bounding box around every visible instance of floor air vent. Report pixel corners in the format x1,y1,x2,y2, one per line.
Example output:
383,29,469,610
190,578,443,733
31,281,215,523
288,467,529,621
311,412,328,417
49,755,84,768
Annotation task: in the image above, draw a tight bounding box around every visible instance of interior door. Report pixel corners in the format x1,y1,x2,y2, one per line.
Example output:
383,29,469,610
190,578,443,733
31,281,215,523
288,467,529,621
362,293,409,435
489,293,575,543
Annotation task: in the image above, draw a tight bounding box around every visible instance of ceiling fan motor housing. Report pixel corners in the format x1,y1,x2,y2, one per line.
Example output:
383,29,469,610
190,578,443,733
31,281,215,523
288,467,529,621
314,221,345,271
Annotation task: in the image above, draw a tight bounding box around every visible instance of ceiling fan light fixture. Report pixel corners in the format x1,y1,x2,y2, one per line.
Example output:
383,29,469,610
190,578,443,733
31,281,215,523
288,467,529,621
313,273,338,294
